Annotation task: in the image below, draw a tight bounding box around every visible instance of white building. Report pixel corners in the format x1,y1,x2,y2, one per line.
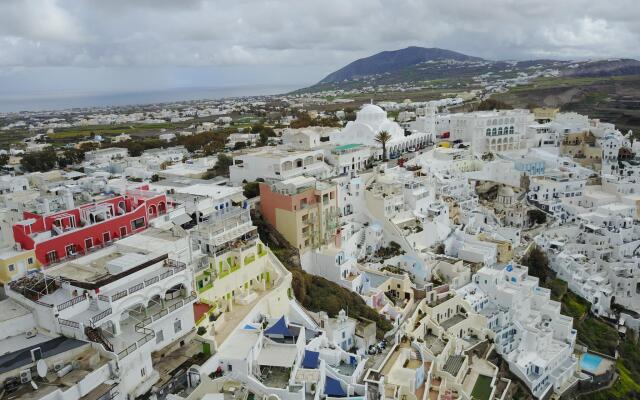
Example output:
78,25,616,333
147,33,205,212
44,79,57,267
458,265,578,398
442,109,534,154
3,224,197,400
331,104,430,158
85,148,129,163
229,148,330,184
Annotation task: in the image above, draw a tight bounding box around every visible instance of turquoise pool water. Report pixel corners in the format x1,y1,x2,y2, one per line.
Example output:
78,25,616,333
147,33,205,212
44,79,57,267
580,353,603,373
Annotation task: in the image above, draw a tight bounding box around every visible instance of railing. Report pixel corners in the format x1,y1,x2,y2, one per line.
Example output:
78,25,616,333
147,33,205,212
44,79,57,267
57,293,88,312
145,276,159,286
128,282,144,294
107,263,185,302
58,317,80,329
165,258,186,270
139,292,197,328
91,307,113,325
111,290,127,302
119,319,157,360
160,270,173,280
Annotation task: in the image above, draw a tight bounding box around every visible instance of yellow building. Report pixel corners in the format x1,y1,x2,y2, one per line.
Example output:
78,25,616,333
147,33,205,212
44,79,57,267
0,248,39,284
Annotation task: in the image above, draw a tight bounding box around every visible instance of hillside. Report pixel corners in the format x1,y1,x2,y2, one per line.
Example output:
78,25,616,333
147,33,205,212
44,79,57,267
298,46,640,93
319,46,483,84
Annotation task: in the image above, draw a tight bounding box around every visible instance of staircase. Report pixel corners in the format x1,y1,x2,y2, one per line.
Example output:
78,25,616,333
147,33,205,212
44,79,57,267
85,326,114,352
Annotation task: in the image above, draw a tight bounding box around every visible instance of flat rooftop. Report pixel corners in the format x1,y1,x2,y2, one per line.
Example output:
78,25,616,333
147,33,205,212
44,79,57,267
0,336,88,374
0,298,31,322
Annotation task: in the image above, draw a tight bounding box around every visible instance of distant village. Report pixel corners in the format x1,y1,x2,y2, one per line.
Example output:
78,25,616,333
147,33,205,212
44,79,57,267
0,79,638,400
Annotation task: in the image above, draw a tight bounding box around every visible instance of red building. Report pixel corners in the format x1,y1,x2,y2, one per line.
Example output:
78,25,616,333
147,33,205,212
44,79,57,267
13,188,168,266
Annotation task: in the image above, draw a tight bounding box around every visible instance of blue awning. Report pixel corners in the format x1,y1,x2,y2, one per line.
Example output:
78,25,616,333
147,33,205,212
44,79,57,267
243,324,256,330
302,350,320,369
264,316,293,336
325,376,347,397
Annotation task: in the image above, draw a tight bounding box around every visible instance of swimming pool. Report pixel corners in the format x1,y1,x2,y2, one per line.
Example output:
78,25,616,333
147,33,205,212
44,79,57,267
580,353,603,373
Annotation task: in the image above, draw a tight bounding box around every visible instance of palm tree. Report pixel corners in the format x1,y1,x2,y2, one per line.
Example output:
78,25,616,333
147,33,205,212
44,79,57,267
374,130,392,161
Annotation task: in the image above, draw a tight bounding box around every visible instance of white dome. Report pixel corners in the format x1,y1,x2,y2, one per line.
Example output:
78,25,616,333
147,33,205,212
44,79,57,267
359,104,385,116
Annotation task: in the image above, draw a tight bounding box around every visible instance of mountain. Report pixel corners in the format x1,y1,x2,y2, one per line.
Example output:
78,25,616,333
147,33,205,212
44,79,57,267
319,47,484,84
299,46,640,93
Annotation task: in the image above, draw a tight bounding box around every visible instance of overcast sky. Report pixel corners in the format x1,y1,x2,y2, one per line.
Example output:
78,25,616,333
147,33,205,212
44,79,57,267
1,0,639,97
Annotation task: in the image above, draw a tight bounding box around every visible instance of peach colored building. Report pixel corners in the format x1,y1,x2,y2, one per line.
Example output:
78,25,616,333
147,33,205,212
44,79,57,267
259,176,339,252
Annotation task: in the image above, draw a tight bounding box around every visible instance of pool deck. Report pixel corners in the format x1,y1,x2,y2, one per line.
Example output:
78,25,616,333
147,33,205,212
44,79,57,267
580,353,614,376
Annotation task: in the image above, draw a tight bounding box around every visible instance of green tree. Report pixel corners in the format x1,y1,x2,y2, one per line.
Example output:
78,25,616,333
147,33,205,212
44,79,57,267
374,130,392,161
57,148,85,168
0,154,9,167
521,245,549,283
243,181,260,198
203,154,234,178
21,149,58,172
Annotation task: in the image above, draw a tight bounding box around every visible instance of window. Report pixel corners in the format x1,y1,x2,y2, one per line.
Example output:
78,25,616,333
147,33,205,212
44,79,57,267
8,264,15,272
103,232,110,243
141,368,146,377
85,238,93,249
131,217,145,230
156,330,164,344
120,226,127,237
46,251,58,264
174,319,182,333
27,257,34,265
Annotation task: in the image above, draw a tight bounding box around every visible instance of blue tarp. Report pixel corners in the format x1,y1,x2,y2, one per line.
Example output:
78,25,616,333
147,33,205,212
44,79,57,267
264,316,293,337
325,376,347,397
302,350,320,369
243,324,256,330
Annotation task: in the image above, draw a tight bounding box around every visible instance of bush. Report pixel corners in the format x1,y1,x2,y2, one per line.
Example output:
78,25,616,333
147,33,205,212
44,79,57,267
292,270,393,338
520,245,549,283
243,181,260,199
197,326,207,336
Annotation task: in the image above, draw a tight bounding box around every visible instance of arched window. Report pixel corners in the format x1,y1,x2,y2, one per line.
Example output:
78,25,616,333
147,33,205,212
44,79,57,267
486,128,491,136
498,127,503,135
492,128,497,136
509,126,514,134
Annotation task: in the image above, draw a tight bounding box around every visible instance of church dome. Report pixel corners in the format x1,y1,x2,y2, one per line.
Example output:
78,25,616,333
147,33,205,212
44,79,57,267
498,185,515,198
357,104,387,124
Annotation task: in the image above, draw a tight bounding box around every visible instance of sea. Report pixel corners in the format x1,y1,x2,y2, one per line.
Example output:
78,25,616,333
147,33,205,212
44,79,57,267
0,84,307,113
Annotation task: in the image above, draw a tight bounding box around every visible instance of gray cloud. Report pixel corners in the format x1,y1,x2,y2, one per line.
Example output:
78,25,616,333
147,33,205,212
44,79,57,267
0,0,639,94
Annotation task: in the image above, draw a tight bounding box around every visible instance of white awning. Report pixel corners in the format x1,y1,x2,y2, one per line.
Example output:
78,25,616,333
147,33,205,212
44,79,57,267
172,213,192,225
231,193,247,203
257,344,297,368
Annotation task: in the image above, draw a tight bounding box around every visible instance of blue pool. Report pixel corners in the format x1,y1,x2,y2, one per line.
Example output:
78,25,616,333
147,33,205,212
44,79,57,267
580,353,603,373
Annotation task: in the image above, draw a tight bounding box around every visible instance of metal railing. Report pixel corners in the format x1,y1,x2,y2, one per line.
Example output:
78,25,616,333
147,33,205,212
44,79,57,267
107,263,185,302
91,307,113,325
58,317,80,329
128,282,144,294
111,290,127,302
57,293,88,312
